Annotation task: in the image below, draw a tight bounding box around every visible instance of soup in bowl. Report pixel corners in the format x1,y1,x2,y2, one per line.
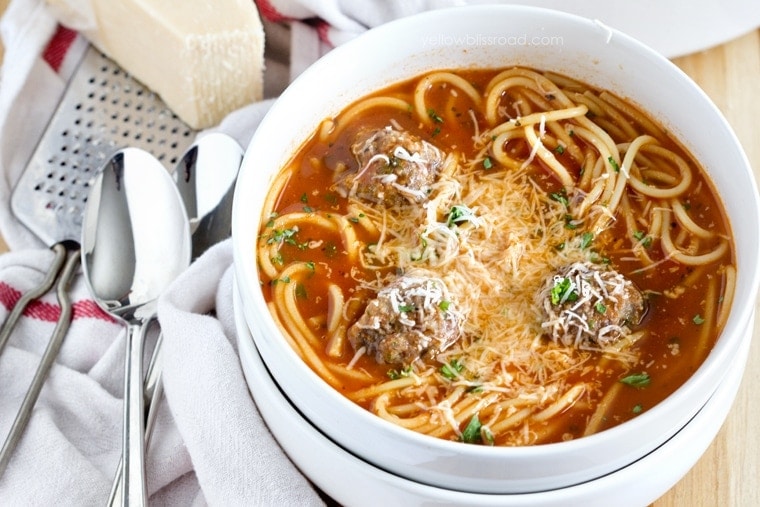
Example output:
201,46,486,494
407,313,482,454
232,5,759,494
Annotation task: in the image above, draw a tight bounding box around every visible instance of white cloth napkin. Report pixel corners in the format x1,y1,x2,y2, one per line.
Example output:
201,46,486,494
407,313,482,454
1,0,759,505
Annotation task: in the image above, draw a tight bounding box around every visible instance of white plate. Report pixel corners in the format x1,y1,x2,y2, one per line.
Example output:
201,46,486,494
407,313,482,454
234,277,752,506
477,0,760,58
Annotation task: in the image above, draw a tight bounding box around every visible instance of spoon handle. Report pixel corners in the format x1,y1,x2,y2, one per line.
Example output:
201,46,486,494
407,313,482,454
122,320,149,506
107,331,163,505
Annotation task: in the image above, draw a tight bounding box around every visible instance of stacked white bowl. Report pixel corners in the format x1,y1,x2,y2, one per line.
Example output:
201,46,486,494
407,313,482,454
232,5,760,505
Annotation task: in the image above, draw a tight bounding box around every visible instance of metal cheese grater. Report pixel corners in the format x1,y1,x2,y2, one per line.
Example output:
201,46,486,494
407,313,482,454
0,45,197,478
11,45,196,243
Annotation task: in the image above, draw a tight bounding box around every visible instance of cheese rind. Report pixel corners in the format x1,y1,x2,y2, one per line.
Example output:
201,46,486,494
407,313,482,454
45,0,265,129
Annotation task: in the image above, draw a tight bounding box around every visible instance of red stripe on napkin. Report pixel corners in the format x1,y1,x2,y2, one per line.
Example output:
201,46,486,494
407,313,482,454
19,298,60,321
0,281,21,312
314,19,333,46
42,25,77,72
73,300,118,322
0,282,117,324
256,0,291,22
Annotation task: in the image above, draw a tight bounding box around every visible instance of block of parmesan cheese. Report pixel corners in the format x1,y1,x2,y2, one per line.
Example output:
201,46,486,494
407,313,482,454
45,0,265,129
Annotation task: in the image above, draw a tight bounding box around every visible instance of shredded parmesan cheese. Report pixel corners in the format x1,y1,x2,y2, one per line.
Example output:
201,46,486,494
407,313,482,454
349,145,600,416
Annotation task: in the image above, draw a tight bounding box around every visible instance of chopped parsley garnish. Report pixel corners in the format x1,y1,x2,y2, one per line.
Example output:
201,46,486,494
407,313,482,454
580,232,594,249
482,157,493,170
620,372,651,388
633,230,653,248
551,278,579,305
563,214,578,229
398,304,415,313
554,145,565,155
565,215,578,229
300,193,308,203
267,227,298,246
427,108,444,123
440,358,464,380
693,314,705,325
632,404,643,414
550,189,569,208
460,414,493,445
446,204,479,228
295,283,308,299
267,227,308,250
387,366,412,380
595,302,607,314
461,414,481,443
438,300,451,312
608,156,620,172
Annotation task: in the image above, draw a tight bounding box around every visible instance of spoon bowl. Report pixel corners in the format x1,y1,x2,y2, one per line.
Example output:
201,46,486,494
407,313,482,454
81,147,191,506
175,132,244,259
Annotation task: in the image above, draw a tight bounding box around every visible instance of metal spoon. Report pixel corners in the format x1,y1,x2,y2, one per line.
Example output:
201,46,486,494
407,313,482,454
145,132,243,401
105,132,243,505
176,132,244,258
81,148,191,507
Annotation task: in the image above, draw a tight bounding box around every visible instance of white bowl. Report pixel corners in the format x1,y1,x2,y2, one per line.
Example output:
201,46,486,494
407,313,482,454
232,5,760,494
234,278,753,506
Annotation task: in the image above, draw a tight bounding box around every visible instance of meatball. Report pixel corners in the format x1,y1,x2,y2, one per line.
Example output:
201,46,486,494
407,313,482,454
538,261,646,347
348,272,462,367
335,126,444,207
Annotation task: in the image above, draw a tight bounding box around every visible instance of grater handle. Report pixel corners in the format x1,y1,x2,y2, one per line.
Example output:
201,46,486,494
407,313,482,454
0,248,80,478
0,243,68,356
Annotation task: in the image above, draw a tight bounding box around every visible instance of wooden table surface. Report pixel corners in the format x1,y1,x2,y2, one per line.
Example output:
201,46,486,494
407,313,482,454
1,3,758,505
654,28,760,507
